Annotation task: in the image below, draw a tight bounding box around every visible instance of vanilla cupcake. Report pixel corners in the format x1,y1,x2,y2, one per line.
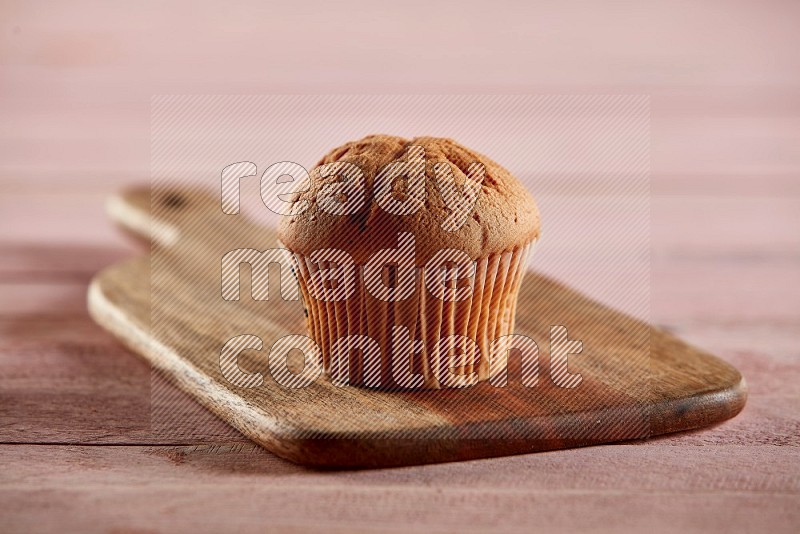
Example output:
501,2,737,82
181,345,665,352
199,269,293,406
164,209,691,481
278,135,540,389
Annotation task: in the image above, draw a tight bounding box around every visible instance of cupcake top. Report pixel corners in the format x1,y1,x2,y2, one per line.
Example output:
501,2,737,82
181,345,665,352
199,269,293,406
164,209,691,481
278,135,540,265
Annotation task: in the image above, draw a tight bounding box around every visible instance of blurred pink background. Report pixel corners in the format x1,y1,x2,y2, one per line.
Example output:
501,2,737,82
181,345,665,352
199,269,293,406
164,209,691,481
2,0,798,321
2,0,799,190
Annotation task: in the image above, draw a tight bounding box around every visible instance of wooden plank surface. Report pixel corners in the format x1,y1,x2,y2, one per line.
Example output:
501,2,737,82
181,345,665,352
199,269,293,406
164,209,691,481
1,443,798,534
2,188,798,533
1,187,798,529
1,184,797,530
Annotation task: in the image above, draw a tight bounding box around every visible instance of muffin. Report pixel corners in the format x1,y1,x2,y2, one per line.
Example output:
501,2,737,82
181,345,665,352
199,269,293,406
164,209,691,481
278,135,540,389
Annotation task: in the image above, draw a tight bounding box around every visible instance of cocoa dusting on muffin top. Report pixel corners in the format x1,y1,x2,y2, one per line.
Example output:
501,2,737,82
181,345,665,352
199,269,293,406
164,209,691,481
278,135,540,265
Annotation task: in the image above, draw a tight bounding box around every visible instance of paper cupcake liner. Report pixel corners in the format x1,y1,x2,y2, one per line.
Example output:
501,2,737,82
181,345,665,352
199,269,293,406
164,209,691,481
288,242,535,390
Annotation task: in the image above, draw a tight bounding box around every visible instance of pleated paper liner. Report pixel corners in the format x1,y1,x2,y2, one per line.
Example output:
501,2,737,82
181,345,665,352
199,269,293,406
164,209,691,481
289,242,535,390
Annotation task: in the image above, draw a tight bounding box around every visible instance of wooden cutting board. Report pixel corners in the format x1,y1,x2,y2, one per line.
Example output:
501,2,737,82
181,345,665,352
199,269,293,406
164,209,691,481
88,187,747,468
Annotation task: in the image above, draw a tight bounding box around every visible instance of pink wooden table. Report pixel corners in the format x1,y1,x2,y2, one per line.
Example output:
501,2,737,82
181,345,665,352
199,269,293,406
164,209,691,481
1,2,798,532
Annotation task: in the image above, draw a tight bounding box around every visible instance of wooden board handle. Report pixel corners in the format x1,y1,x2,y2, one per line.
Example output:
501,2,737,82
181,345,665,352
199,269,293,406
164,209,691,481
106,186,223,246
